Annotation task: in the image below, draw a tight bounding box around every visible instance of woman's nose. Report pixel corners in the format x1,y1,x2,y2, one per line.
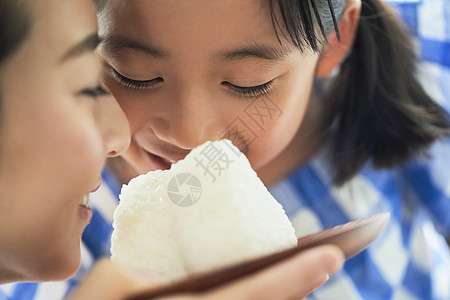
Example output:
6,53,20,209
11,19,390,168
98,94,131,157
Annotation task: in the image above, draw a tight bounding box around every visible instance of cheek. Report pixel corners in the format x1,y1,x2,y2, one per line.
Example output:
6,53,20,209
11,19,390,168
2,100,103,195
44,106,104,189
20,106,103,226
245,100,306,170
243,80,313,170
27,113,103,276
0,101,103,281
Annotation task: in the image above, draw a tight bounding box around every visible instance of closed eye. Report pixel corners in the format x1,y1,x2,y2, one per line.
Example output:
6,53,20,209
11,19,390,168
110,68,163,91
222,80,274,99
79,85,110,99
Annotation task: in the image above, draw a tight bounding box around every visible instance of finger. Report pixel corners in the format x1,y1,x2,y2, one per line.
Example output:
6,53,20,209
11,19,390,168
68,259,161,300
202,245,344,300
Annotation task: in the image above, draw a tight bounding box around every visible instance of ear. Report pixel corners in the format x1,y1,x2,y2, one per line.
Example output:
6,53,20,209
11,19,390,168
316,0,361,77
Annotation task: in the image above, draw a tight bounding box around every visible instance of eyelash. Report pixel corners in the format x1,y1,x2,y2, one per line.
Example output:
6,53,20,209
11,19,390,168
223,80,273,99
111,69,162,91
111,68,274,99
80,85,110,99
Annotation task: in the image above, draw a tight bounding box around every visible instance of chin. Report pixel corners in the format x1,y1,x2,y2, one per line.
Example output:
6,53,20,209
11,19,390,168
33,248,81,281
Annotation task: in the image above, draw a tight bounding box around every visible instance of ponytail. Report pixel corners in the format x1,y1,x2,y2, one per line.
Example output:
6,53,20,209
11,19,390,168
271,0,450,185
322,0,450,184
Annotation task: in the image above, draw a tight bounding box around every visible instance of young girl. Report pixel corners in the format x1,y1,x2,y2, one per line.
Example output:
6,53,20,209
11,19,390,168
0,0,344,299
95,0,450,299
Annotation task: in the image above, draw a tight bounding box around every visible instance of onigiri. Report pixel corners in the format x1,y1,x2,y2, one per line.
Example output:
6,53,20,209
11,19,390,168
110,139,297,282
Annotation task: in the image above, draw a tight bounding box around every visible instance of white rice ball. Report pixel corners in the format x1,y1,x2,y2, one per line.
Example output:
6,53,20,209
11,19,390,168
111,139,297,282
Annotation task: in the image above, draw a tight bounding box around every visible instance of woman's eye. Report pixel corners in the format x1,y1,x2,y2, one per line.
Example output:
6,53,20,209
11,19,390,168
110,68,163,91
222,80,274,99
79,85,110,99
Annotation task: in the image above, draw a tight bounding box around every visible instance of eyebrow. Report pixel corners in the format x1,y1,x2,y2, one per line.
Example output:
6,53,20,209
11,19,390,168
100,35,168,59
220,44,293,61
61,33,101,62
99,35,291,62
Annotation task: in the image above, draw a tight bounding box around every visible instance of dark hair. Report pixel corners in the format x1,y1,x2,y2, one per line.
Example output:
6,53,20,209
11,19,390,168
271,0,450,185
0,0,32,123
0,0,32,67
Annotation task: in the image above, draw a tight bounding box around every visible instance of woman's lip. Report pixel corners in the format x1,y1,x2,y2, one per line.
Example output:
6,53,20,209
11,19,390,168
78,204,93,223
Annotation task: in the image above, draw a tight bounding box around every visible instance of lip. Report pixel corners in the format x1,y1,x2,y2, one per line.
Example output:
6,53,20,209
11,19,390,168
146,151,172,170
151,148,190,164
78,203,93,224
144,147,191,170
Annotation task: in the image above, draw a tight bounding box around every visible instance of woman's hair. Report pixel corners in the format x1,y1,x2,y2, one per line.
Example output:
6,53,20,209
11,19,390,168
0,0,32,69
271,0,450,185
0,0,32,121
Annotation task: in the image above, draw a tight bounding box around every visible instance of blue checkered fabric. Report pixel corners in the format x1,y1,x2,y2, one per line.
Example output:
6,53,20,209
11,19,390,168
389,0,450,111
270,139,450,299
1,1,449,299
269,2,450,298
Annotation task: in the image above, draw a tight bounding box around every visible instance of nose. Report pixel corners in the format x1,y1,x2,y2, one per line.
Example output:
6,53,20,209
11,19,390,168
151,87,220,150
97,94,131,157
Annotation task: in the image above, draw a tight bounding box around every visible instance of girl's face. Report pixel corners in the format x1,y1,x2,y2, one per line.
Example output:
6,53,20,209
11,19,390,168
0,0,130,281
98,0,320,174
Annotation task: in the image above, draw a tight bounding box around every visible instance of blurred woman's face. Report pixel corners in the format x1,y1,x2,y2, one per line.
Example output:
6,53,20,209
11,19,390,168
0,0,129,282
97,0,320,175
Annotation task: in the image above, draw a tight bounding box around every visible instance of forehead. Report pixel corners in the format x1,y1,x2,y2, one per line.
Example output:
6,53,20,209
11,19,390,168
30,0,98,61
100,0,287,55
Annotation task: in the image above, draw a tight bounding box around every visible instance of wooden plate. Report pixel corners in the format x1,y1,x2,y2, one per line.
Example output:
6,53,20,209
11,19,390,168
127,212,390,300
